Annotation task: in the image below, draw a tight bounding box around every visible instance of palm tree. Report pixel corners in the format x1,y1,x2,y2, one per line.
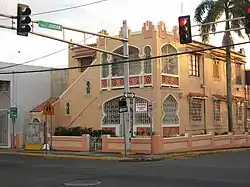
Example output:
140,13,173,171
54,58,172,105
193,0,249,132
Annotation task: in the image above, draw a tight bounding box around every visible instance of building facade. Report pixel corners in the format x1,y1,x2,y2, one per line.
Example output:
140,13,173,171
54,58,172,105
0,62,52,148
31,21,247,136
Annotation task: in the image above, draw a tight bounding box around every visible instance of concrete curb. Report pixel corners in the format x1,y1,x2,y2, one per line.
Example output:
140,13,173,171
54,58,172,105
0,151,132,161
0,147,249,162
165,147,250,159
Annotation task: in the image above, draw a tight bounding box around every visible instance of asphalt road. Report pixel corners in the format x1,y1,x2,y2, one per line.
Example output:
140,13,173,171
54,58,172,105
1,151,250,187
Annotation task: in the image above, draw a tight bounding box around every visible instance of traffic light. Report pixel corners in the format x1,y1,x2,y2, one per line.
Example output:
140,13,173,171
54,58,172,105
119,98,127,108
245,7,250,34
178,15,192,44
17,3,32,36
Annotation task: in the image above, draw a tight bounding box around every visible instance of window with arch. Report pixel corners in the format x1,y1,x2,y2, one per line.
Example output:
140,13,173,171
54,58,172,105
129,46,141,75
110,46,141,77
144,46,152,74
161,44,178,75
162,94,179,125
85,80,91,95
32,118,40,123
101,53,109,78
102,96,151,126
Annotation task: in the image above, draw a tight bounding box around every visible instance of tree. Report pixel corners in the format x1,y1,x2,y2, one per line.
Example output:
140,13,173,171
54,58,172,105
193,0,249,132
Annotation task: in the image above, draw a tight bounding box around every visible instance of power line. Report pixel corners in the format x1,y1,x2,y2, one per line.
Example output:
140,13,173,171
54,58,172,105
0,35,95,70
0,0,108,21
0,40,248,75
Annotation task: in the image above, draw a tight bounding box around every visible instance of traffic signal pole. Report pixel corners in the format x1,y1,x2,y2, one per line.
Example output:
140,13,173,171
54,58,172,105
122,20,131,153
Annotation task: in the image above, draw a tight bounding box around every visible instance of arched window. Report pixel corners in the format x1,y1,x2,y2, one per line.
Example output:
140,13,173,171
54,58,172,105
32,118,40,123
162,94,179,125
101,53,109,78
111,46,141,77
161,44,178,75
144,46,152,74
85,80,91,95
129,46,141,75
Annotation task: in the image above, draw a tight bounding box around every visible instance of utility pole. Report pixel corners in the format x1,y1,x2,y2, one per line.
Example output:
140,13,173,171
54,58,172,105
122,20,131,152
225,5,233,133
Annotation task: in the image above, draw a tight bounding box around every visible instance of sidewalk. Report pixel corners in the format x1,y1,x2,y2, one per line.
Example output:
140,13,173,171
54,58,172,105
0,148,165,161
0,147,249,161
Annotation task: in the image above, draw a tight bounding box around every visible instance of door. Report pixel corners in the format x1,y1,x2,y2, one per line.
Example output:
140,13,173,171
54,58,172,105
0,109,8,146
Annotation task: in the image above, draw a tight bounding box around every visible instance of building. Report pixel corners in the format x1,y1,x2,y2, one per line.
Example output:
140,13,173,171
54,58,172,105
0,62,52,148
30,21,247,137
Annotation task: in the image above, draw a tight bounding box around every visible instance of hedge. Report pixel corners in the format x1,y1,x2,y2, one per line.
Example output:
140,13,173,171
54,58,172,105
54,126,115,137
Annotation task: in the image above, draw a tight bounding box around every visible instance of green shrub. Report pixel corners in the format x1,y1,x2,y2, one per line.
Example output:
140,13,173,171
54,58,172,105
54,126,115,137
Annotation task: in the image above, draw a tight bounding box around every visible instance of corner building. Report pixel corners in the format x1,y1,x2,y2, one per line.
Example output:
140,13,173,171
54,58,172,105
31,21,247,136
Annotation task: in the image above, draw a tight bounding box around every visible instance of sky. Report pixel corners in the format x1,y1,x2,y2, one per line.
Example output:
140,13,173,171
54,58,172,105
0,0,249,70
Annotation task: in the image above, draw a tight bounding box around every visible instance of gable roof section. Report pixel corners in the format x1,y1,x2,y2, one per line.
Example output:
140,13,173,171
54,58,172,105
30,97,59,113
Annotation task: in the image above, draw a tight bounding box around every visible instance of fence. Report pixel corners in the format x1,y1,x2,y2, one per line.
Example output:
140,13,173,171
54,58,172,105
102,132,250,154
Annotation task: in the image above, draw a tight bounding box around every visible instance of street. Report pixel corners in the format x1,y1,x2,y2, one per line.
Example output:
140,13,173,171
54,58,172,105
0,151,250,187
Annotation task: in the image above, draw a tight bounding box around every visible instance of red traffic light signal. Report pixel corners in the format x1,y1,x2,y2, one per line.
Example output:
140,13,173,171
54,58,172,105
245,7,250,34
178,15,192,44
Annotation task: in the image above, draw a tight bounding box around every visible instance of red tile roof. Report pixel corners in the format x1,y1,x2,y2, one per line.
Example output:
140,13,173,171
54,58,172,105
30,97,58,112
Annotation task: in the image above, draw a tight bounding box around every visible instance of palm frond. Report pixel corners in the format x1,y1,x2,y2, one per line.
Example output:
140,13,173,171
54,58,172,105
194,0,225,43
194,0,215,23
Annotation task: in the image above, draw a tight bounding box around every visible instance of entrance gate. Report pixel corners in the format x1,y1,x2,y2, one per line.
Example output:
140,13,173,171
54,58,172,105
0,109,8,147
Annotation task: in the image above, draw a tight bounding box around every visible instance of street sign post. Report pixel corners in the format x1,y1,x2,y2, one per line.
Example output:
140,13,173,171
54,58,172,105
43,103,54,115
10,107,18,119
42,102,54,154
10,106,18,148
148,102,153,155
38,20,63,31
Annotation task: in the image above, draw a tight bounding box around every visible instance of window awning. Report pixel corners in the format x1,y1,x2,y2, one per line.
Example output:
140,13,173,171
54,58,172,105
188,92,207,99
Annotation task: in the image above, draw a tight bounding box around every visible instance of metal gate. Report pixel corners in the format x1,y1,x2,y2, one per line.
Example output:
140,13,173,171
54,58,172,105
0,109,8,146
89,136,102,152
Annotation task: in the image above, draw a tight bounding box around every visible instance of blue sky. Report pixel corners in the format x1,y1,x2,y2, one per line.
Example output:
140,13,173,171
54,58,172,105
0,0,249,69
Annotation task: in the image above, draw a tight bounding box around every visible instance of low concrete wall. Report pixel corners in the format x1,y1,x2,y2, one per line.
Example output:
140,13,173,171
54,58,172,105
50,135,90,152
102,133,250,154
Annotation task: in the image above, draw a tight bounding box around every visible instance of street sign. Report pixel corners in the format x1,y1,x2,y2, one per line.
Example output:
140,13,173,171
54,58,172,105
10,107,18,119
124,92,135,98
43,102,54,115
136,103,147,113
38,20,63,31
119,107,128,113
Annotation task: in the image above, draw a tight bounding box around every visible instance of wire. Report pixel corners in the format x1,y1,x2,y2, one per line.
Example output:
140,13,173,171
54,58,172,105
0,35,95,70
0,0,108,20
0,40,248,75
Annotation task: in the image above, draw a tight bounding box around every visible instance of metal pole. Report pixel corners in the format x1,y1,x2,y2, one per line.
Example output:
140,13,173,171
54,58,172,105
31,20,127,42
122,113,127,157
12,118,15,148
45,115,48,155
192,16,244,27
192,27,245,37
31,31,126,58
50,115,52,153
150,116,153,155
12,71,15,148
122,20,131,153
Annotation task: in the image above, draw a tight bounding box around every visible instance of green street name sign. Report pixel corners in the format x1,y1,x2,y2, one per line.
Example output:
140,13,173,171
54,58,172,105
10,107,18,119
38,20,63,31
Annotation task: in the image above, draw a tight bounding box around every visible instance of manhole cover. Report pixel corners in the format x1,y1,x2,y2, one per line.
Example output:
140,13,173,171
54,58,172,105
64,180,101,186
